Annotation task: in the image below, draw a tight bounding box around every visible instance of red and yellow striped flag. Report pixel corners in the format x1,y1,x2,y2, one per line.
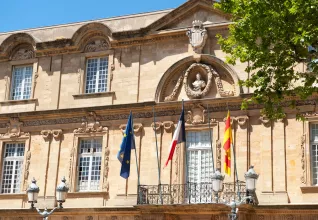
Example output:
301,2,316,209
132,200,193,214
223,110,232,176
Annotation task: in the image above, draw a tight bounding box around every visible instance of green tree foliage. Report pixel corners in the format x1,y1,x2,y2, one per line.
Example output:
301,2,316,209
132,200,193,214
215,0,318,119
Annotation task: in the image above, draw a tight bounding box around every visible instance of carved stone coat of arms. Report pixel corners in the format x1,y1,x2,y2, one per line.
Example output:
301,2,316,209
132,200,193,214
186,20,208,53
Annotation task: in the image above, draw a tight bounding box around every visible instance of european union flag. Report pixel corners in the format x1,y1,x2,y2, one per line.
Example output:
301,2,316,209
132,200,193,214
117,111,136,179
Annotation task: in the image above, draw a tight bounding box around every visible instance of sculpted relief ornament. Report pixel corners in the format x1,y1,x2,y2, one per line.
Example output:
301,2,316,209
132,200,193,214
73,112,108,133
0,118,29,138
186,20,208,54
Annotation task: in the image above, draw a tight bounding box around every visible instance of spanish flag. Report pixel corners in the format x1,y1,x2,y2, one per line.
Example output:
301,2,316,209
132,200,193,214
223,110,232,176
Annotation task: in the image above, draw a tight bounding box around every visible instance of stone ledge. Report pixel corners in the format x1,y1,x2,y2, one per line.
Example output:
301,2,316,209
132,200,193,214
73,92,115,99
300,186,318,193
0,193,25,199
67,191,108,198
0,98,37,105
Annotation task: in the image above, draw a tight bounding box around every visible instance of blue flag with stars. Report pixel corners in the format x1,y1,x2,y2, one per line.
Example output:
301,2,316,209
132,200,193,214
117,111,136,179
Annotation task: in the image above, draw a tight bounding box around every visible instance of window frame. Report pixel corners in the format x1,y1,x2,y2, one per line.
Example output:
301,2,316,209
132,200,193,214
186,130,214,184
10,65,33,100
0,142,25,194
5,59,38,101
0,137,30,195
69,131,109,193
77,138,103,192
84,57,109,94
310,123,318,186
78,50,114,95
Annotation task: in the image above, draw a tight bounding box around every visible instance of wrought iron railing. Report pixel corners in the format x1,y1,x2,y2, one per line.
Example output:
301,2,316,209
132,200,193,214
137,181,256,205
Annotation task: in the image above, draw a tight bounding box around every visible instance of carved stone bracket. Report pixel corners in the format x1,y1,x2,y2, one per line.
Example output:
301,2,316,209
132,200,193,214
151,122,162,131
74,112,108,133
236,116,249,126
119,123,143,135
41,130,63,140
300,134,307,184
1,118,29,139
223,116,235,126
162,121,174,133
186,103,207,125
259,116,271,125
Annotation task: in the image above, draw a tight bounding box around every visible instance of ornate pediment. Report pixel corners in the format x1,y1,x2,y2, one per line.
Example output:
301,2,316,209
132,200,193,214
73,112,108,133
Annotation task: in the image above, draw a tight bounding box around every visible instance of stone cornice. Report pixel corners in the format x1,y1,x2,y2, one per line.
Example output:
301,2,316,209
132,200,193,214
0,95,316,130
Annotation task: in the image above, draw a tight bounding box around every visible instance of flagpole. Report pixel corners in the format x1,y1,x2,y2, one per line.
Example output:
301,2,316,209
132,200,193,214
227,104,240,201
153,106,163,204
207,104,215,172
182,100,190,203
131,112,141,202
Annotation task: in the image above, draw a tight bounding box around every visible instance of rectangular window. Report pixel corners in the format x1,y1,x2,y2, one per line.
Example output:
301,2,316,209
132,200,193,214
85,57,109,94
11,66,33,100
187,131,213,183
1,143,25,194
311,124,318,185
77,139,102,191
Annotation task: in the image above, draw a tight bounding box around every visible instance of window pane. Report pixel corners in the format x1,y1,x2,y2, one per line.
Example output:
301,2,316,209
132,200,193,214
1,143,25,194
77,139,102,191
11,66,32,100
186,131,213,184
85,57,108,94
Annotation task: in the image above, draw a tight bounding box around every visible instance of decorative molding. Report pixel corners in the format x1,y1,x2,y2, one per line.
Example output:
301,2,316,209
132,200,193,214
74,112,108,133
186,20,207,54
300,134,307,184
216,140,222,170
164,75,184,102
68,147,75,188
102,142,110,193
23,150,31,191
84,39,109,52
151,122,162,131
162,121,174,133
223,116,234,126
186,103,206,125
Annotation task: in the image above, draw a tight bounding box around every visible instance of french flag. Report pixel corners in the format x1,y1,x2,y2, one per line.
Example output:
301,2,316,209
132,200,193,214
164,107,186,168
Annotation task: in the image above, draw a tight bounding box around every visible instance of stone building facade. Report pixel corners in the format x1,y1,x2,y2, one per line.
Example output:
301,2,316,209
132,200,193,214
0,0,317,219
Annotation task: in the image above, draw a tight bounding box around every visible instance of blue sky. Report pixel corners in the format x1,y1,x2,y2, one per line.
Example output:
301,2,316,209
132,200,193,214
0,0,186,33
